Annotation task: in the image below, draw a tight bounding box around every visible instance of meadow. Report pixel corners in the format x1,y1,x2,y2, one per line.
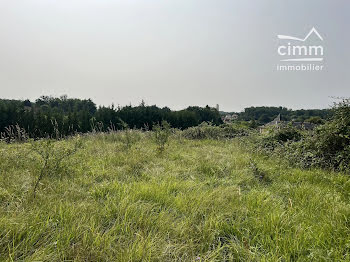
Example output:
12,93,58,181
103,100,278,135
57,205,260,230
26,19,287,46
1,131,350,261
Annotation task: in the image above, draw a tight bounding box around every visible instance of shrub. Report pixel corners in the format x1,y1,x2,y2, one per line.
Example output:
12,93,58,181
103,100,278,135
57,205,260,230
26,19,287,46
255,124,302,153
182,122,250,140
112,120,142,150
120,121,133,149
153,120,171,152
256,99,350,172
30,136,83,197
285,100,350,171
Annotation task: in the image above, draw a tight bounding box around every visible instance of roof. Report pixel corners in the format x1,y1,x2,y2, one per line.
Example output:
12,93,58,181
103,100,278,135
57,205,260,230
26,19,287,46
260,114,316,130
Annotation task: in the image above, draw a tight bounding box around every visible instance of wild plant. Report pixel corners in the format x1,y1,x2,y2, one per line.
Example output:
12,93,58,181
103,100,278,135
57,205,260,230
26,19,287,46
255,98,350,172
120,120,133,149
30,136,83,197
90,119,104,133
153,120,171,152
182,122,250,140
0,124,28,143
51,119,62,140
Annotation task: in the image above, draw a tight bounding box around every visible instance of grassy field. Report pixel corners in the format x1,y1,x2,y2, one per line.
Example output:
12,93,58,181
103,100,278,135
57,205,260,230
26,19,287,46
1,132,350,261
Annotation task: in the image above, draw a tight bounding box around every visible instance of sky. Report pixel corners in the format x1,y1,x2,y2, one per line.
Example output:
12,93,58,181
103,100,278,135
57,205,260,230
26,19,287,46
0,0,349,112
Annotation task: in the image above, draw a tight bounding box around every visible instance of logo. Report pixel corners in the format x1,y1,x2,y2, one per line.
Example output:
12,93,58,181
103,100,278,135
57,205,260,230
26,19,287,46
276,27,324,71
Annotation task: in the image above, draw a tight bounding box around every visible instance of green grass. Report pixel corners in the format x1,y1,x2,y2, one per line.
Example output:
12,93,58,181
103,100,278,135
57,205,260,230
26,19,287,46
1,132,350,261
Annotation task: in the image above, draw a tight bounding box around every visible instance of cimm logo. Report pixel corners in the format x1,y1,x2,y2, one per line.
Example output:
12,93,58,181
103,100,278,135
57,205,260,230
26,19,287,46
276,27,324,71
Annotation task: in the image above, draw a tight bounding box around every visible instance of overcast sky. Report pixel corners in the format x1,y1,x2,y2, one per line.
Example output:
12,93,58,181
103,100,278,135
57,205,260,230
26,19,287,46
0,0,349,112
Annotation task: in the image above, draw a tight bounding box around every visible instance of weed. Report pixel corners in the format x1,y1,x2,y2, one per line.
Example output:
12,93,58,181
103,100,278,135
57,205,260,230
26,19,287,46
0,124,28,143
1,132,350,261
153,120,171,152
30,136,83,197
119,120,140,150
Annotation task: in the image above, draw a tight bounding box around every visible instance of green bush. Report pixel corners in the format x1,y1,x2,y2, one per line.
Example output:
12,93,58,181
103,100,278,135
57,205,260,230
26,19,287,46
255,99,350,172
255,124,302,153
285,99,350,171
119,121,142,150
182,122,250,140
30,136,83,197
153,120,171,152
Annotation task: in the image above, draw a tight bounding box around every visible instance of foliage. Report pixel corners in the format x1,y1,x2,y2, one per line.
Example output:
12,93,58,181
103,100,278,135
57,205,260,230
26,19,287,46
1,96,332,139
153,121,171,152
256,124,302,152
284,99,350,171
117,120,142,150
119,120,133,150
182,122,251,140
305,116,325,124
0,96,222,138
1,134,350,260
254,99,350,172
237,106,331,124
30,136,83,197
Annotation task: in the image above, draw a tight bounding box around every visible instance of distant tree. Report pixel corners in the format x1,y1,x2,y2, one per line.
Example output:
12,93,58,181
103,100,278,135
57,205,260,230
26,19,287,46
0,97,333,138
306,116,325,124
258,114,271,124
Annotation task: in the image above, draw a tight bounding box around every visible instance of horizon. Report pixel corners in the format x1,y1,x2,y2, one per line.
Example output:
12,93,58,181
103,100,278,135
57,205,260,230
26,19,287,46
0,94,334,113
0,1,349,112
1,2,350,260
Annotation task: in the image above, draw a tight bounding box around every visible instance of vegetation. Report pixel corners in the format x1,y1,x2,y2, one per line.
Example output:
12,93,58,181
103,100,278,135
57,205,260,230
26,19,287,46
1,130,350,260
0,96,333,139
254,99,350,173
222,106,331,124
153,121,171,152
182,122,250,140
0,96,222,138
0,97,349,261
30,136,83,198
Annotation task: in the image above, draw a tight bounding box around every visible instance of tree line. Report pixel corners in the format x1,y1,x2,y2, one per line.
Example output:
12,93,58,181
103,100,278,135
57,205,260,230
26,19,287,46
0,96,222,138
0,96,334,138
227,106,332,124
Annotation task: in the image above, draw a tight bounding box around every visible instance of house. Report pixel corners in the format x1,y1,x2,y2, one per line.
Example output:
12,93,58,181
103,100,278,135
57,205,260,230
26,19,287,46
222,114,238,123
259,114,316,133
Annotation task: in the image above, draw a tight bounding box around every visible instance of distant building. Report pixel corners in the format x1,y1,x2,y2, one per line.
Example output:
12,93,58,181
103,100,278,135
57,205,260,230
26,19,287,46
259,114,316,133
222,113,238,123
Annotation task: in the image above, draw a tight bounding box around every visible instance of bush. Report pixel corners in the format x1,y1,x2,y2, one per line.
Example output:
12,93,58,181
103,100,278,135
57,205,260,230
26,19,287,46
285,99,350,171
255,124,302,153
31,136,83,197
182,122,250,140
153,121,171,152
256,99,350,172
119,120,139,150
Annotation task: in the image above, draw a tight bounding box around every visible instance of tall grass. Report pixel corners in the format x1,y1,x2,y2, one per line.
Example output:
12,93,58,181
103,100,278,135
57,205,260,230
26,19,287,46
1,132,350,261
